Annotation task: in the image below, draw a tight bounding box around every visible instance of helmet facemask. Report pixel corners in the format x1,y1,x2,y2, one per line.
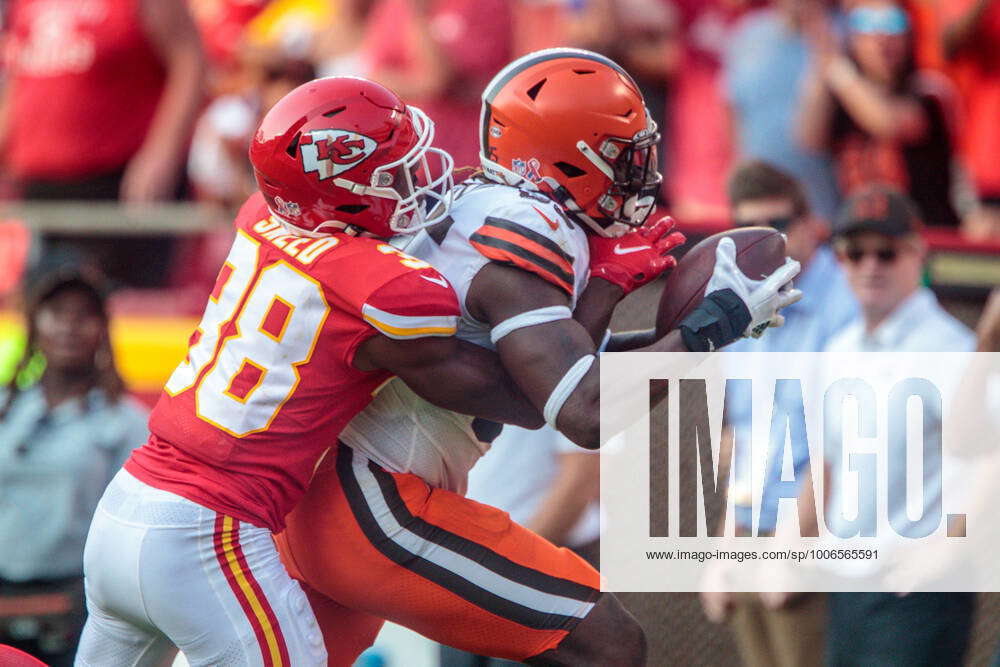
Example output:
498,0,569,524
332,106,454,234
575,117,663,237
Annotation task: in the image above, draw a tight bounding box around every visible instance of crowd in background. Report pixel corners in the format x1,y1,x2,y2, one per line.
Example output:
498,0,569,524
1,0,1000,665
1,0,999,244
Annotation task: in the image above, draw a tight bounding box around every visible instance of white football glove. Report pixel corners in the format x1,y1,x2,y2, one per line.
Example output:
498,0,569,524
705,237,803,338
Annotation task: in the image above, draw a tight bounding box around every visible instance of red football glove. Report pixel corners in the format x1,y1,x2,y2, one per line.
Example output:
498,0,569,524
588,216,686,295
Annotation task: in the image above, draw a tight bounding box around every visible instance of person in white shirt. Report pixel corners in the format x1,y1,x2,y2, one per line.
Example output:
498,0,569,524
821,185,975,667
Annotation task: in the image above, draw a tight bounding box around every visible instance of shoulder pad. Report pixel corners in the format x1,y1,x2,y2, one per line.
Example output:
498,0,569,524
359,243,460,340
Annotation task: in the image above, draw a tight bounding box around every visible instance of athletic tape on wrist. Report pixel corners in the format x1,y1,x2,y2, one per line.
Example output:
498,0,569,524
490,306,573,344
543,354,596,428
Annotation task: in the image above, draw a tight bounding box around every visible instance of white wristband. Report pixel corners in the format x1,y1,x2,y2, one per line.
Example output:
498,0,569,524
598,328,612,354
490,306,573,344
543,354,596,429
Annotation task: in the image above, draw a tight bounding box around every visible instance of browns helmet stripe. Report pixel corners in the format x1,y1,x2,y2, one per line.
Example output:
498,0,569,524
480,48,637,159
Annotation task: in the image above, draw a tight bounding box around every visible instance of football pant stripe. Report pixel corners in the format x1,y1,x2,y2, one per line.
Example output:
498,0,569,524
469,235,574,295
213,514,289,666
365,456,597,600
336,447,597,632
230,521,291,667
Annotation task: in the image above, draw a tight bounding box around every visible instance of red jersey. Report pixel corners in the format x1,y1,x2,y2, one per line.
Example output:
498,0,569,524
3,0,166,180
126,194,460,530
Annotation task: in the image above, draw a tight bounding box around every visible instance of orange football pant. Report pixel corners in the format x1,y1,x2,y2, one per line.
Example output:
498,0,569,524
274,445,602,666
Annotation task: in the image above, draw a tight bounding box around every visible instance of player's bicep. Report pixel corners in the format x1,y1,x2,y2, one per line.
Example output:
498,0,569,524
359,335,543,428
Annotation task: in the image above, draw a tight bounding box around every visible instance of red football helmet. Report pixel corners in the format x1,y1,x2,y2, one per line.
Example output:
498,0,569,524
480,48,661,238
250,77,453,237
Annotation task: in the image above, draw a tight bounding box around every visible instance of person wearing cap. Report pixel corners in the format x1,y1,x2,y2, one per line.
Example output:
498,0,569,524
0,269,147,666
826,184,972,353
818,185,975,666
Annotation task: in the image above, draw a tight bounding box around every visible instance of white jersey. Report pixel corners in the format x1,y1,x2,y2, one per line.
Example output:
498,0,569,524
340,180,590,493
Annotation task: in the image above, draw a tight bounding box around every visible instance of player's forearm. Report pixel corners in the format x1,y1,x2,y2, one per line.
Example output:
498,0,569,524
401,344,544,429
605,328,657,351
573,278,624,346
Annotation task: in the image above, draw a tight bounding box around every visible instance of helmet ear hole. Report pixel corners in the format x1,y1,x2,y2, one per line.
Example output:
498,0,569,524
286,132,302,158
554,161,587,178
526,78,547,101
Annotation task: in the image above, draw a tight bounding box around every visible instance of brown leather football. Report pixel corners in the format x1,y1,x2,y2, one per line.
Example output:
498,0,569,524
655,227,786,337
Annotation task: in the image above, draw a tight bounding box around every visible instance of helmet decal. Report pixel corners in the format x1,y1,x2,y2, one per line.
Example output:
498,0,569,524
272,196,302,218
250,77,453,237
300,130,378,180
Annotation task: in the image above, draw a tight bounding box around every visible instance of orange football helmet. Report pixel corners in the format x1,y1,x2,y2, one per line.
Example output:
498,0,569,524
480,48,661,238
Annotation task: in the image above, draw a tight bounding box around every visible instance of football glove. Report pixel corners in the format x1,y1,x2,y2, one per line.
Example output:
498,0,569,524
680,237,802,351
588,216,686,295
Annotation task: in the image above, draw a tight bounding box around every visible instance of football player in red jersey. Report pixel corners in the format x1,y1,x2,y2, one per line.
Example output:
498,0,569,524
276,50,803,666
75,78,544,667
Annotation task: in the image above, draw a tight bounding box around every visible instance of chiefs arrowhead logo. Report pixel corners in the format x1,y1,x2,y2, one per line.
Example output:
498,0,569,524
300,129,378,180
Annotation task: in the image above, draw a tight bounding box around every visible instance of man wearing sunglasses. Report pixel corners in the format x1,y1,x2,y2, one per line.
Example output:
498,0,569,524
822,185,975,666
701,161,855,667
828,185,972,352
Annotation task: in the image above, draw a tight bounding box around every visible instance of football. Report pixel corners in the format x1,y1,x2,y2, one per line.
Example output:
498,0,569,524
655,227,787,337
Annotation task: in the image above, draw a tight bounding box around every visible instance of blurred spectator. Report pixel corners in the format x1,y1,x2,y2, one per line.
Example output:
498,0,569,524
701,161,855,667
941,0,1000,239
511,0,571,54
314,0,375,76
665,0,750,221
440,425,599,667
798,0,961,227
724,0,841,221
0,268,147,666
243,0,336,63
0,0,205,286
566,0,682,201
725,160,857,354
188,56,316,207
821,185,974,666
188,0,268,75
358,0,513,168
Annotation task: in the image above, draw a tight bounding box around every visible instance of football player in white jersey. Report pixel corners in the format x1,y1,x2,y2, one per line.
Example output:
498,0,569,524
275,49,802,666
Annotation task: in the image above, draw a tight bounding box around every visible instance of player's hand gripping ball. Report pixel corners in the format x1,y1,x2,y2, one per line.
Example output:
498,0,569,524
588,216,686,295
656,227,800,340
